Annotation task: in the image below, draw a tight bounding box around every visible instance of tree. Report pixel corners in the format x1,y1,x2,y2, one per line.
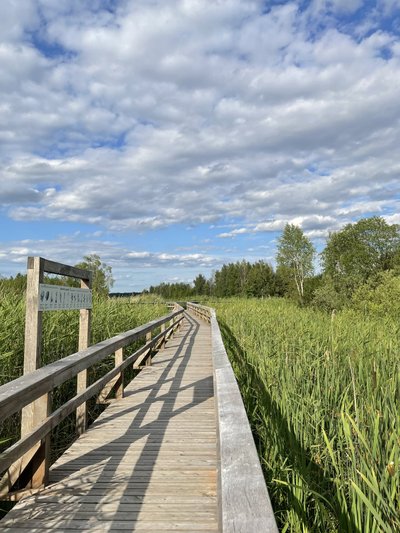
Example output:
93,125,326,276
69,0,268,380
276,224,315,303
213,261,251,297
193,274,207,295
321,217,400,298
351,271,400,317
311,275,346,312
147,281,192,299
75,254,114,297
244,261,275,297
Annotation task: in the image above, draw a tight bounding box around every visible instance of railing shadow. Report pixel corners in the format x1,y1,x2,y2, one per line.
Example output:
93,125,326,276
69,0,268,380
218,320,358,533
6,314,216,530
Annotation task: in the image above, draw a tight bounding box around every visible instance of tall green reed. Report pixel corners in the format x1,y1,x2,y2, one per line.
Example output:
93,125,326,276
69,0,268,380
214,298,399,532
0,293,167,453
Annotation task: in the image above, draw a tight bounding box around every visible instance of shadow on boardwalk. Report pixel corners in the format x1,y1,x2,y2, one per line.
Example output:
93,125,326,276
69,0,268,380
3,314,216,531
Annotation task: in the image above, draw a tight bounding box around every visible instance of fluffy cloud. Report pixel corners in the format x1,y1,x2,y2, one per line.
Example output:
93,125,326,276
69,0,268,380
1,0,400,286
0,235,220,289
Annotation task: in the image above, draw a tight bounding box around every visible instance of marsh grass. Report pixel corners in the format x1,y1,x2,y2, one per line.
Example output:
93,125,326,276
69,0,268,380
213,298,399,532
0,292,167,458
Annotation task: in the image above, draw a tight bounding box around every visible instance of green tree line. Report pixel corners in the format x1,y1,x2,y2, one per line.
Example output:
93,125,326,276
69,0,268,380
148,216,400,313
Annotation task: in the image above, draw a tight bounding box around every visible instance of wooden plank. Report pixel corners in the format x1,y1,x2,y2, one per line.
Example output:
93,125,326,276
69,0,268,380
41,258,92,281
76,277,92,434
0,521,218,531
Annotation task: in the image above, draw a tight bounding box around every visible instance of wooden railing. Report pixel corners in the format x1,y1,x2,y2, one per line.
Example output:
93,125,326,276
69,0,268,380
0,305,184,500
187,302,278,533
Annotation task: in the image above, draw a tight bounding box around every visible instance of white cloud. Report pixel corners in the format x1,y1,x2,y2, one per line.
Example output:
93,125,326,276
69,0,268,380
0,236,221,290
0,0,400,273
385,213,400,224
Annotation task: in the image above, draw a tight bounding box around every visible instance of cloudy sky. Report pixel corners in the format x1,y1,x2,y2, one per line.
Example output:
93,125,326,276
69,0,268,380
1,0,400,291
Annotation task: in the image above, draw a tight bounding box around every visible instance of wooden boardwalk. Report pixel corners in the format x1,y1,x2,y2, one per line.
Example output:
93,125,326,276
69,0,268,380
1,313,218,532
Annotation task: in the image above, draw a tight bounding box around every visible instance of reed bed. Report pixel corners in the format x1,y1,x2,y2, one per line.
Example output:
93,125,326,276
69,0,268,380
213,298,399,532
0,292,167,453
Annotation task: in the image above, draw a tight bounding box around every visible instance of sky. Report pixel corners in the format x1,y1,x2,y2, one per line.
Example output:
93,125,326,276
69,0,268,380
1,0,400,291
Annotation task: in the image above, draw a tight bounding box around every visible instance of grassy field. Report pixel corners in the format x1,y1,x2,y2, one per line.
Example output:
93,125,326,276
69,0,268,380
212,298,399,532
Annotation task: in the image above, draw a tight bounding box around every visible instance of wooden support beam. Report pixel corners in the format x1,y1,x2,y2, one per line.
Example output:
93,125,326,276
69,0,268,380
96,375,119,405
40,258,93,281
0,443,40,498
160,323,166,348
76,277,92,435
145,331,152,366
20,257,50,489
115,348,124,399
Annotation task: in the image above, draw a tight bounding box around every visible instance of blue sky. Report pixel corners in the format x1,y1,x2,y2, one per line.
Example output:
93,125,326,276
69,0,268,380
1,0,400,291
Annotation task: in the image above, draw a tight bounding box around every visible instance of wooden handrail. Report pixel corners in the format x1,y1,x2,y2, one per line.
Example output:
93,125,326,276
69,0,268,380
187,302,278,532
0,306,184,497
0,308,183,422
0,318,182,476
186,302,211,322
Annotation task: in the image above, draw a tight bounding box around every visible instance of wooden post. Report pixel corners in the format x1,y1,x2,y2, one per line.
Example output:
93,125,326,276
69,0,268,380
115,348,124,399
145,331,152,366
76,277,92,435
21,257,50,488
160,323,166,348
5,257,93,495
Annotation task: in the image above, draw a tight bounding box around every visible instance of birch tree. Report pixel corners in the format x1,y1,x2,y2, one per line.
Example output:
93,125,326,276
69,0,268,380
276,224,315,303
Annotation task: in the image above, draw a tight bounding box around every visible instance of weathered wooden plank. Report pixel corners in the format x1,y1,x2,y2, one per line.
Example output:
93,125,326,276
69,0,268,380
0,519,219,530
46,491,215,500
0,529,218,533
40,257,92,281
8,502,216,523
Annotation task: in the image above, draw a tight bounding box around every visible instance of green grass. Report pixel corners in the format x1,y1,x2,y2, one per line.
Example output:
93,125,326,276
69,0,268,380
0,292,167,455
212,298,399,532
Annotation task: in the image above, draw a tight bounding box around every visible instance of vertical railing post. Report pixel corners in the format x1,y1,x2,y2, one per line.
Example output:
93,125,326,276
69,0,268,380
145,331,152,366
76,276,92,435
21,256,51,488
115,347,124,399
160,323,166,348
